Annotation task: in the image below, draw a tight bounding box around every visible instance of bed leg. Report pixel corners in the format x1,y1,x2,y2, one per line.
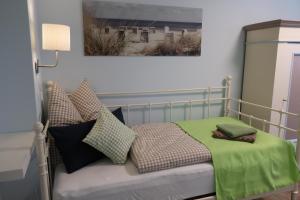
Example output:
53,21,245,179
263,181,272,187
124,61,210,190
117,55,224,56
291,184,298,200
291,191,298,200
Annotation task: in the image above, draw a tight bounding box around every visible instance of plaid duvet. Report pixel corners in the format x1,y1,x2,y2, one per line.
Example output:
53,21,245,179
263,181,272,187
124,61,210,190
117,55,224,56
130,123,211,173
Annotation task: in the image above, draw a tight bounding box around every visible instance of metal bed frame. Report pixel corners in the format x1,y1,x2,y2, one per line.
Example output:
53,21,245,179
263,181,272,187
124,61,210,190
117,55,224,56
34,76,300,200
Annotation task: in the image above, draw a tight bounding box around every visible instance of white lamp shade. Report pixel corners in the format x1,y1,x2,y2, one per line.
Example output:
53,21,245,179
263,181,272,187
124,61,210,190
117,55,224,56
42,24,70,51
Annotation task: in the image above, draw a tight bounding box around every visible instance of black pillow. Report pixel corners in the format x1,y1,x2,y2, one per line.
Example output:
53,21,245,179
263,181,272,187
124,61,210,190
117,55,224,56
49,120,102,173
112,107,125,124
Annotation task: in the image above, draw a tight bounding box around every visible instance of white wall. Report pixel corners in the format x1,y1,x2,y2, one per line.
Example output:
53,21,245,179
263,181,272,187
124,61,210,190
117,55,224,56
38,0,300,106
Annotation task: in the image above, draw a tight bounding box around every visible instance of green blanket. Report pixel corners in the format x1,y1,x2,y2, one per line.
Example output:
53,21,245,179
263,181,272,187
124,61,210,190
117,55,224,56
216,124,257,138
176,117,300,200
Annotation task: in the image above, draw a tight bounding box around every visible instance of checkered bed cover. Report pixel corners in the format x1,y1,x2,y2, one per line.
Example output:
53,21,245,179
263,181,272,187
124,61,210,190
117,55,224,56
130,123,212,173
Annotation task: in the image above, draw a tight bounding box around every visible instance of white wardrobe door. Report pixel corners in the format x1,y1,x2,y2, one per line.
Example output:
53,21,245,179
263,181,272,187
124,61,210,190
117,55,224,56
287,55,300,140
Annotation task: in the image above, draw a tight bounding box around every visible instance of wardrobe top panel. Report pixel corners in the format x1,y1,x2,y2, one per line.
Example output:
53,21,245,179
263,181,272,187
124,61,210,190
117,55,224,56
244,19,300,32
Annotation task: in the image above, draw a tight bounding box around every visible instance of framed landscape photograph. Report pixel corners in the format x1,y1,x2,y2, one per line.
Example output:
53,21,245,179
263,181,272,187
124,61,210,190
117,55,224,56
83,0,203,56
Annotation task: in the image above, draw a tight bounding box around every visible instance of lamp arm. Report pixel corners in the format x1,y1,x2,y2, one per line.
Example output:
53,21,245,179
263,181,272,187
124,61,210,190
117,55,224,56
35,51,59,73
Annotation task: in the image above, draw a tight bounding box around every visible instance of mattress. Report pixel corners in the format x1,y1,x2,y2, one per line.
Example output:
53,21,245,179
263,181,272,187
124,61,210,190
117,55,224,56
53,158,215,200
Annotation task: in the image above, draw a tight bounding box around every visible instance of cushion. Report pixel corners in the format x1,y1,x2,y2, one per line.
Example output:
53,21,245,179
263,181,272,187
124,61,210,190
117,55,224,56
112,107,125,124
49,120,103,173
47,109,124,171
212,130,256,143
69,80,102,121
83,106,136,164
48,82,83,127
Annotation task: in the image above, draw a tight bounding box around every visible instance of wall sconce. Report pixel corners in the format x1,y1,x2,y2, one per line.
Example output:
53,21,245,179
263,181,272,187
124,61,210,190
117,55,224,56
35,24,70,73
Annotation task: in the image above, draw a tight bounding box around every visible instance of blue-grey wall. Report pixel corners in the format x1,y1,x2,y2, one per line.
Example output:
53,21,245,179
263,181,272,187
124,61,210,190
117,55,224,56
0,152,40,200
0,0,39,133
0,0,41,199
39,0,300,102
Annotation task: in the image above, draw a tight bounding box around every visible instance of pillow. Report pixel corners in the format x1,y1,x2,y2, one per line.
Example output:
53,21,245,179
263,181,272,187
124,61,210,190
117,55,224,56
112,107,125,124
48,82,83,127
49,120,103,173
69,80,102,121
83,106,136,164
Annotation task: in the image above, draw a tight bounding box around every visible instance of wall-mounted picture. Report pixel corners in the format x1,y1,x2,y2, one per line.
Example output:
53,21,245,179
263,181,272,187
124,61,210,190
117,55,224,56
83,0,203,56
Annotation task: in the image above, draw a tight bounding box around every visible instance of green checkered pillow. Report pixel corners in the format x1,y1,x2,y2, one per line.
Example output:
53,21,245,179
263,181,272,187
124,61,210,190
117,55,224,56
83,106,136,164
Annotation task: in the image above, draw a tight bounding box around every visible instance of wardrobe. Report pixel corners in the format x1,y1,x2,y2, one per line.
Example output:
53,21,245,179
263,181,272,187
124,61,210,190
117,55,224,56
241,20,300,139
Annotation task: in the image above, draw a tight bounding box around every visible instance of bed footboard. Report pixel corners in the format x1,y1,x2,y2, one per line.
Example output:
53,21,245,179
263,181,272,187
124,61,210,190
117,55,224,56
229,98,300,200
35,121,51,200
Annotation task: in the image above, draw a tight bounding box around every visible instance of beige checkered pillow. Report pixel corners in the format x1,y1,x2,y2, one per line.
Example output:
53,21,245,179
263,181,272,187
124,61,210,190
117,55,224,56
69,80,102,121
48,82,83,127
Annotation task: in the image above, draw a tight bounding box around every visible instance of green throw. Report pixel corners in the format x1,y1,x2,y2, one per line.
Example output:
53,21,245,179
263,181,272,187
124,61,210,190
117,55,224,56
216,124,257,138
176,117,300,200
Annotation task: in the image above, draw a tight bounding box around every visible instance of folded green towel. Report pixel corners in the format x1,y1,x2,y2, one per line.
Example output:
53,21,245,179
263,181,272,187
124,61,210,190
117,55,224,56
216,124,257,138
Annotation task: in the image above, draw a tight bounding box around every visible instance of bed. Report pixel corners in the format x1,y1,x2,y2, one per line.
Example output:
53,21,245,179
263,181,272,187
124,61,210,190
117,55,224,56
35,76,300,200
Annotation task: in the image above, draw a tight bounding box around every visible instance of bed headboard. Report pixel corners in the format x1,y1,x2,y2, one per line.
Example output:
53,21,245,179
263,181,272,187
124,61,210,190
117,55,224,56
91,76,232,125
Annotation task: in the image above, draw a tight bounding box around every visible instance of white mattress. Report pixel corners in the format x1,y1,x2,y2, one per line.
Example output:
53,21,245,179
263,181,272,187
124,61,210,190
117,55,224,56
53,159,215,200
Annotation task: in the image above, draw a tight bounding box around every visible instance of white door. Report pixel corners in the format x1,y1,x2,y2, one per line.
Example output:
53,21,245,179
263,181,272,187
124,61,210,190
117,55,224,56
286,55,300,140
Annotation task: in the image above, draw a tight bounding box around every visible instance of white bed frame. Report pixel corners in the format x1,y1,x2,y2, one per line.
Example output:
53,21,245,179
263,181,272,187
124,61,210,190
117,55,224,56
34,76,300,200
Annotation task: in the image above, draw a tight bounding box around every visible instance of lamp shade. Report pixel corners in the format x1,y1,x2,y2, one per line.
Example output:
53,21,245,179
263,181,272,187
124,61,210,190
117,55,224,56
42,24,70,51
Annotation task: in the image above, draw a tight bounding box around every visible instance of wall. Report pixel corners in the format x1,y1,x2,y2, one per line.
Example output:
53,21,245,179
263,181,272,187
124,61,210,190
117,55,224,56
0,0,41,199
38,0,300,105
0,153,40,200
0,0,38,133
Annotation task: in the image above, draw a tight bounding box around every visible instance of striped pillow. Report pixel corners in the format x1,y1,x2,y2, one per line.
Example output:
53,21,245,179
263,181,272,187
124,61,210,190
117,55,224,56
69,80,102,121
48,82,83,127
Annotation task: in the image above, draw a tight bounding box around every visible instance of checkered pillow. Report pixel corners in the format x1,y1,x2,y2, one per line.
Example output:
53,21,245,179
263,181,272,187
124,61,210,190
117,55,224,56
48,82,83,127
83,106,136,164
69,80,102,121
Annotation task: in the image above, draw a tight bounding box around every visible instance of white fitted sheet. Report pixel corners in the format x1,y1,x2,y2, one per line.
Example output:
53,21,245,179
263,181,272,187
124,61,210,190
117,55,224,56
53,159,215,200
